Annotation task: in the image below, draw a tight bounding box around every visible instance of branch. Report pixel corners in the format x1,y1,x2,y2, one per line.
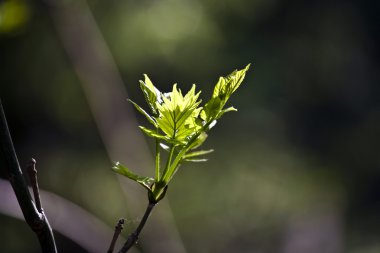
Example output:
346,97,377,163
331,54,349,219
27,158,43,213
107,218,125,253
0,99,57,253
118,202,156,253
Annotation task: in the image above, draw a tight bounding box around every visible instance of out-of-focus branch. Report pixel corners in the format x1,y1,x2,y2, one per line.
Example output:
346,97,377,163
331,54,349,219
0,100,57,253
46,1,187,252
0,177,124,253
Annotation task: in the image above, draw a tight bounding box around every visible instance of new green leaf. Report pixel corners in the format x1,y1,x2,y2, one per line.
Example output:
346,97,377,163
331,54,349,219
183,149,214,159
129,99,157,127
201,64,250,121
155,84,202,144
114,64,250,204
112,162,154,191
139,74,161,114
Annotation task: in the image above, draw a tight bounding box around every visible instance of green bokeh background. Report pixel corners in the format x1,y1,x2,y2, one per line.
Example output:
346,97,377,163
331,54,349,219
1,0,379,252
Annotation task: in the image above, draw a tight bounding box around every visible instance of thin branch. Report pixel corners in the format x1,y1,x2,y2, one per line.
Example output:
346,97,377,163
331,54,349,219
0,99,57,253
118,202,156,253
0,177,123,253
107,218,125,253
27,158,43,213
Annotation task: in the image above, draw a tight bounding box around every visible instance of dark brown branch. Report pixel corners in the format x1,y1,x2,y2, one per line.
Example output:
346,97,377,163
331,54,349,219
27,158,43,213
0,100,57,253
107,218,125,253
118,202,156,253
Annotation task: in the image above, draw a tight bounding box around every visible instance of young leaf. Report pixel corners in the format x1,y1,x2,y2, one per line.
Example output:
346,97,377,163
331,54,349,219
187,132,208,150
155,84,202,143
201,64,250,121
159,143,170,152
183,149,214,159
112,162,154,191
200,96,222,122
213,64,250,101
216,106,237,119
184,158,208,162
222,106,237,113
140,126,183,145
121,64,250,198
129,99,157,127
139,74,162,114
140,126,169,141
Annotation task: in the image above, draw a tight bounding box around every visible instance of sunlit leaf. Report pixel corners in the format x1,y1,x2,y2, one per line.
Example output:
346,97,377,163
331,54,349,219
112,162,154,191
213,64,250,100
127,65,250,195
188,132,208,150
140,126,183,145
183,149,214,159
201,64,250,121
222,106,237,113
159,143,170,151
139,75,161,114
129,99,157,127
155,84,202,143
200,96,222,121
207,120,217,130
217,106,237,119
140,126,169,141
184,158,208,162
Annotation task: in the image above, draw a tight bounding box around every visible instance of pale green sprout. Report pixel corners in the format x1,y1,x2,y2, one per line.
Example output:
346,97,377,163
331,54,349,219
112,64,250,203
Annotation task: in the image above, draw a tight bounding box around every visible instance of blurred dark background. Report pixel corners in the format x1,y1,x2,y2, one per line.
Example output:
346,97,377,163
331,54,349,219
0,0,379,252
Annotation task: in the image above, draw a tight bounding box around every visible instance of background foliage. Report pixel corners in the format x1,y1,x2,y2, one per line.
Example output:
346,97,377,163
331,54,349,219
0,0,379,252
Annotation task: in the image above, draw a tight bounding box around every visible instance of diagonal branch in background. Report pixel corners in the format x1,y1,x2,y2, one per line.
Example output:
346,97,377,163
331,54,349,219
0,177,124,253
47,1,187,252
0,100,57,253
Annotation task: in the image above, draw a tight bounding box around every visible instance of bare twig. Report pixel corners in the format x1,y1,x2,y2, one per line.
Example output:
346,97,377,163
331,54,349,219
0,178,122,253
108,218,125,253
0,100,57,253
27,158,43,213
118,202,156,253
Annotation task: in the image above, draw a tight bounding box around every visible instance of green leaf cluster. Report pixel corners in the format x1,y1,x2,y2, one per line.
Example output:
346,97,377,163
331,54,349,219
112,64,250,203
